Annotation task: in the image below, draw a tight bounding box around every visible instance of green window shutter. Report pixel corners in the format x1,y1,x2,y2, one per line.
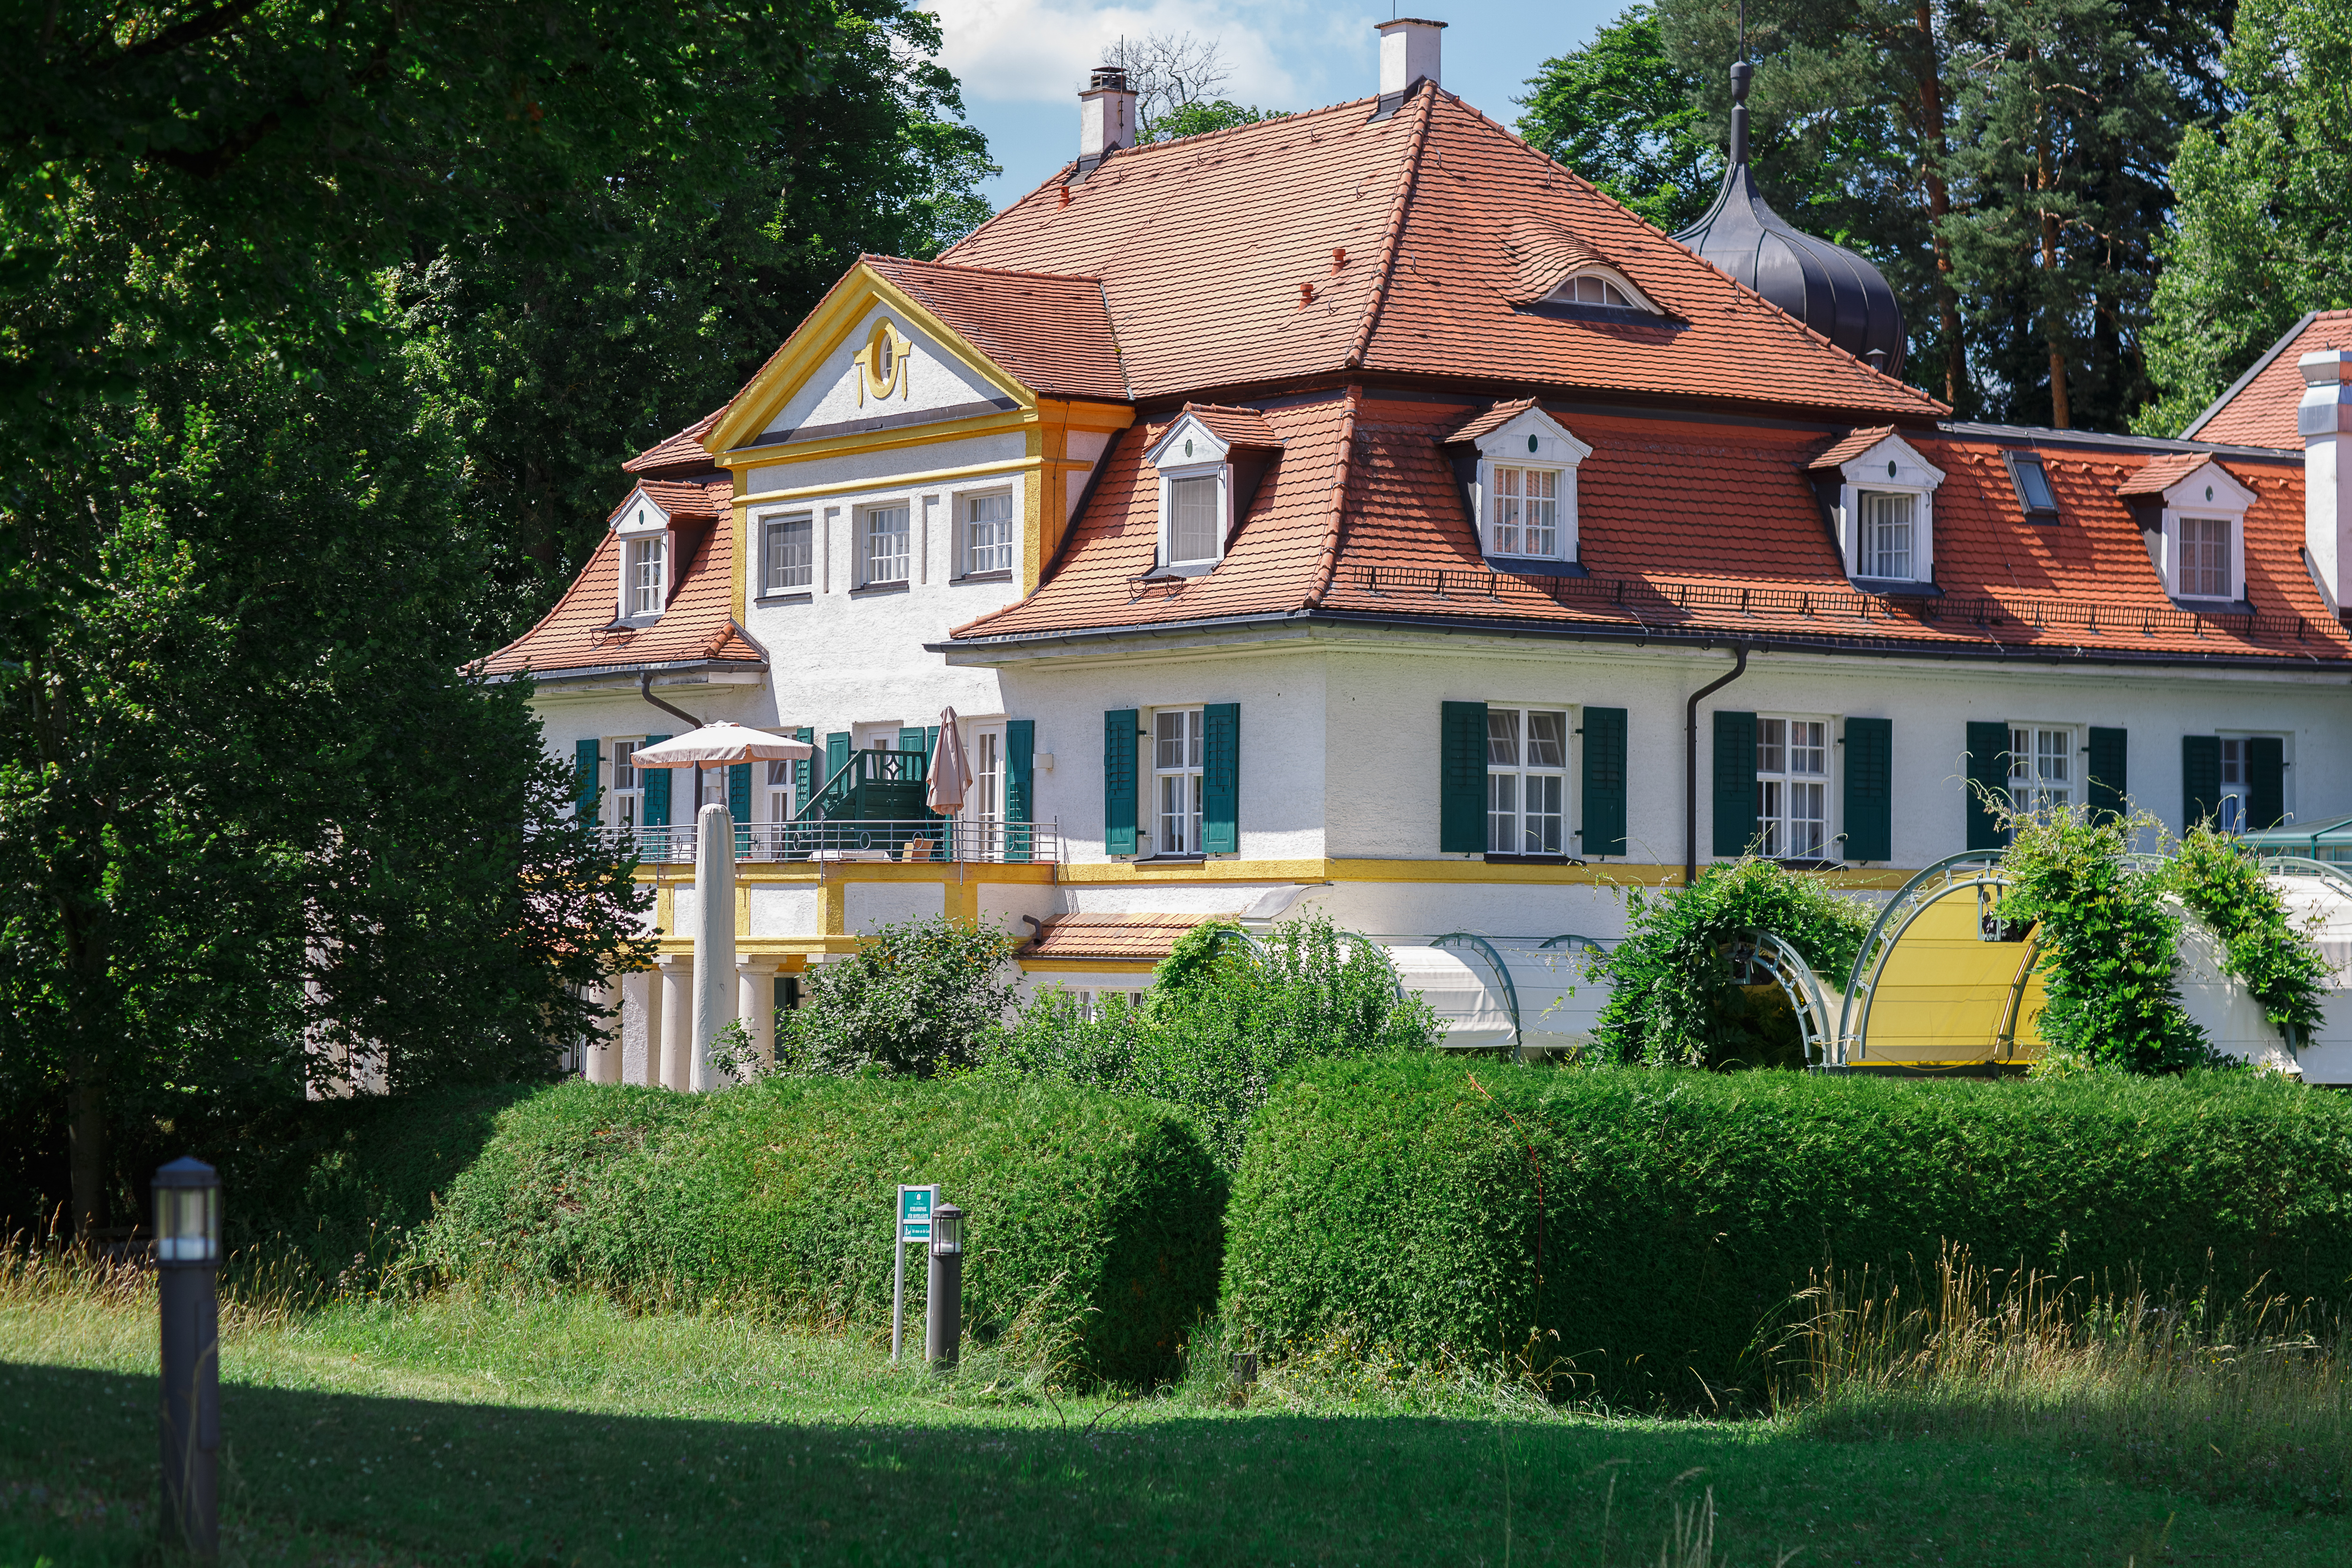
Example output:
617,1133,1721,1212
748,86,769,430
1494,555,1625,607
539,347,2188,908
898,726,928,758
1202,703,1240,854
1711,710,1757,858
2183,734,2222,830
793,727,813,815
1842,717,1892,862
573,738,601,819
2249,736,2285,830
1579,706,1627,858
1964,721,2008,850
1439,701,1489,854
1005,719,1035,864
826,732,850,784
727,762,752,823
1104,709,1139,855
641,735,671,827
2087,727,2128,823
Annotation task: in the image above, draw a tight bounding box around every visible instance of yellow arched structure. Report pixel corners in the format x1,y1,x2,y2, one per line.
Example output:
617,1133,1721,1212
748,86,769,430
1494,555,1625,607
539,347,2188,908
1839,853,2048,1069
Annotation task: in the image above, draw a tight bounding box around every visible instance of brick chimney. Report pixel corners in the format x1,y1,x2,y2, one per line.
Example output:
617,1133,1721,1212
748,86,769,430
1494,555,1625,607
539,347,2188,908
1076,65,1136,181
2302,349,2352,613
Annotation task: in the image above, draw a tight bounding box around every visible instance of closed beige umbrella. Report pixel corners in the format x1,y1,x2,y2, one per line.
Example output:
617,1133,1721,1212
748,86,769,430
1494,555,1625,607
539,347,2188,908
927,708,973,814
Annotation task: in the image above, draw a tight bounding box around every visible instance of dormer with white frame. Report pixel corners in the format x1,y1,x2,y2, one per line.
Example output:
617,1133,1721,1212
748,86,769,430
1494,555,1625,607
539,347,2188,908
1143,406,1281,576
1453,402,1593,571
1540,264,1662,315
612,487,675,625
2125,457,2256,607
1811,429,1946,589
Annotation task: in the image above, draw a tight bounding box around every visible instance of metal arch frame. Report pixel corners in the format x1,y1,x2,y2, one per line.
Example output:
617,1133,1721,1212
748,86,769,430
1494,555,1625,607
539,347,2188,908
1428,931,1524,1055
1838,849,2015,1066
2249,853,2352,903
1720,926,1844,1070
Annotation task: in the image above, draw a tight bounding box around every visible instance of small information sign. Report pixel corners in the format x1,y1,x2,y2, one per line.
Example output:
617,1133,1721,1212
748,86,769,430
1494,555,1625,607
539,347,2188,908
891,1184,938,1361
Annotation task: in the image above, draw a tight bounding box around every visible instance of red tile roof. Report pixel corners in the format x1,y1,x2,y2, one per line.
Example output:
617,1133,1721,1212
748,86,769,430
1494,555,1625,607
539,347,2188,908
623,410,723,477
1807,426,1901,471
1446,397,1541,445
1179,403,1283,448
1502,216,1619,304
2182,310,2352,447
862,255,1128,402
2116,452,2213,497
1022,913,1206,961
952,396,2343,665
482,478,764,680
943,86,1945,421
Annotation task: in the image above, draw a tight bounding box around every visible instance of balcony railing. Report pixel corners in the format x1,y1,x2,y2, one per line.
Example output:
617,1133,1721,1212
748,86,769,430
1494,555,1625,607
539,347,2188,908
595,818,1060,865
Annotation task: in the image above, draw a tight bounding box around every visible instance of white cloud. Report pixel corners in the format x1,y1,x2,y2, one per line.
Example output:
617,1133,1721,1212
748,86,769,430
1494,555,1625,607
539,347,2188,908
923,0,1382,111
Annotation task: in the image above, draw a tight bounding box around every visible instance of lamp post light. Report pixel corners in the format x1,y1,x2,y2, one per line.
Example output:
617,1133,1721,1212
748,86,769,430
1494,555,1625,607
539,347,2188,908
153,1157,220,1561
924,1200,963,1370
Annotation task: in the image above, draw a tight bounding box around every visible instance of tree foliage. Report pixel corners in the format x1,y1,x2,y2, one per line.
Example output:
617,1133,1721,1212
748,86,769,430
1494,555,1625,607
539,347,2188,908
1144,101,1287,144
783,917,1023,1079
2164,826,2332,1042
2136,0,2352,438
1517,7,1719,232
1587,858,1873,1068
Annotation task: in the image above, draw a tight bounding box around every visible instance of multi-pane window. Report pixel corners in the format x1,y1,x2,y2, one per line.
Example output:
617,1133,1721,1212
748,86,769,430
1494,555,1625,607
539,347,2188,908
1860,491,1914,579
1756,718,1830,859
1486,708,1568,854
863,505,910,584
970,730,1003,859
965,493,1014,575
2008,726,2074,816
1153,708,1205,854
624,535,667,617
611,740,642,830
764,516,811,592
1168,476,1220,564
1490,468,1560,557
2217,737,2249,833
1562,274,1637,308
764,759,792,823
2179,516,2230,598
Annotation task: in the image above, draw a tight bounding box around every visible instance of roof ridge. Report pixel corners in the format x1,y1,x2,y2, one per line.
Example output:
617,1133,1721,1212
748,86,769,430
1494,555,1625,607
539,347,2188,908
1302,384,1364,609
1344,86,1437,370
867,253,1104,286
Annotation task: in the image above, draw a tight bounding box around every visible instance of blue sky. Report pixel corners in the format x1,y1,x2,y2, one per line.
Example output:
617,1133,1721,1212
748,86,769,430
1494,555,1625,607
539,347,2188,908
922,2,1631,208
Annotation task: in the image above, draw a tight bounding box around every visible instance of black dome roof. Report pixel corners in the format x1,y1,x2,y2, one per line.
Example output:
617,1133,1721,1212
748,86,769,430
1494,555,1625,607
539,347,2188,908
1670,64,1906,376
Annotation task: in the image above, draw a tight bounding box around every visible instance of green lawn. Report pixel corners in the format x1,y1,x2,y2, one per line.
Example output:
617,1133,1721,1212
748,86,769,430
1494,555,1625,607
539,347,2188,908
3,1290,2347,1566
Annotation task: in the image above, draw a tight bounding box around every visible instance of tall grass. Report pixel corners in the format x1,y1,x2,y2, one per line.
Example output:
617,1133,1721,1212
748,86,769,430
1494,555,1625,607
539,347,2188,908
1771,1244,2352,1513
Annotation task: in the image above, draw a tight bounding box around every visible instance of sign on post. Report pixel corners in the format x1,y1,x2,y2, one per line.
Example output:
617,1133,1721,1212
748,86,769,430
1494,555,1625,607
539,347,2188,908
891,1184,938,1362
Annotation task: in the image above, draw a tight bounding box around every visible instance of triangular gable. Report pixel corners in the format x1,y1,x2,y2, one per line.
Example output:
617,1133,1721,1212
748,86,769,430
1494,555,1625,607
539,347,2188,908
2120,454,2255,511
1810,429,1946,490
1448,402,1593,467
705,262,1036,457
1144,406,1281,467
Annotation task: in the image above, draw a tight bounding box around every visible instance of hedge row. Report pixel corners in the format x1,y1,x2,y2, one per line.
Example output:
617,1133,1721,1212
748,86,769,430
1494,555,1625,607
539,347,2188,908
417,1076,1224,1383
1221,1057,2352,1409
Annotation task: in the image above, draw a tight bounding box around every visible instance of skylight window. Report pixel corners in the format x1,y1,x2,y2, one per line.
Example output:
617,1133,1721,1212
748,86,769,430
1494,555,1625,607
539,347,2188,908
2005,451,2060,522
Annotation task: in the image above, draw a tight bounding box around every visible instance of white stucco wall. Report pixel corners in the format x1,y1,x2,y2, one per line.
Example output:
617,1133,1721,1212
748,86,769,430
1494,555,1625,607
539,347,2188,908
760,305,1012,438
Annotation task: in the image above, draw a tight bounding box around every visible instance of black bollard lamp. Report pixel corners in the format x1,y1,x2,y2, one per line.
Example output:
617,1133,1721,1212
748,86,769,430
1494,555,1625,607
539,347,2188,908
153,1158,221,1265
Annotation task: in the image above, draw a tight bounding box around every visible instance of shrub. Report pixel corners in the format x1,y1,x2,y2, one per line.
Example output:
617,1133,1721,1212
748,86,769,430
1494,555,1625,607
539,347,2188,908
1221,1055,2352,1411
417,1075,1224,1383
982,914,1439,1167
2165,824,2333,1042
1995,807,2210,1074
1586,858,1874,1067
784,915,1021,1077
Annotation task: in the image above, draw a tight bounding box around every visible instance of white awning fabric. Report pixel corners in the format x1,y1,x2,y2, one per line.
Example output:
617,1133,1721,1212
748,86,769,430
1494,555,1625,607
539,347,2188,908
1387,947,1517,1049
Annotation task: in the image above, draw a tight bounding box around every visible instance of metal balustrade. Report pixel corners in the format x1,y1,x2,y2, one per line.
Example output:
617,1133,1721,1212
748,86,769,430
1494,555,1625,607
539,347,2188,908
592,819,1060,865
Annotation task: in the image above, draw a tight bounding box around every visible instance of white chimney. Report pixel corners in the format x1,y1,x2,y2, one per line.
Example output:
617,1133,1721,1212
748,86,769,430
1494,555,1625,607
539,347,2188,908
2302,349,2352,612
1078,65,1136,172
1377,17,1445,96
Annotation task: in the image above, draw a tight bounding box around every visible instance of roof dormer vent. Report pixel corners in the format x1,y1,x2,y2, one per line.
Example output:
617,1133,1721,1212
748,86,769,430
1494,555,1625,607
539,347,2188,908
1076,65,1136,182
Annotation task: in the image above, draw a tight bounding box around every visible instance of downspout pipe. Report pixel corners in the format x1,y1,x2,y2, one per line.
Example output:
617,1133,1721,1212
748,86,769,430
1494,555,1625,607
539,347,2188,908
640,671,702,731
1685,645,1751,887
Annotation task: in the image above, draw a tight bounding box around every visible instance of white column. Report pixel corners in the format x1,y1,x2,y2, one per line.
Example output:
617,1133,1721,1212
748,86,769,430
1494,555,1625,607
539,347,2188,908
585,979,620,1083
628,968,659,1086
691,801,737,1093
659,954,694,1091
737,957,780,1074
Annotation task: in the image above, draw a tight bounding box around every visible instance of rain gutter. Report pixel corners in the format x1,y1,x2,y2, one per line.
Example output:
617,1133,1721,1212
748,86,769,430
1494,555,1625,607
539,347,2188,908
1685,645,1750,887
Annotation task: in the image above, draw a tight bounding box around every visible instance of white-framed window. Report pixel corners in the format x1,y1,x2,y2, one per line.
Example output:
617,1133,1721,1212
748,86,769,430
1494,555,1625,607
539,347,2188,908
1541,268,1658,313
1076,987,1147,1021
623,534,667,619
610,740,643,830
1859,492,1915,581
1486,707,1569,855
764,514,812,593
1489,468,1562,558
963,491,1015,575
1152,707,1205,854
1164,473,1224,567
2218,737,2250,833
1756,717,1831,859
2008,725,2076,816
764,759,792,823
862,504,910,585
2177,515,2231,599
961,725,1004,859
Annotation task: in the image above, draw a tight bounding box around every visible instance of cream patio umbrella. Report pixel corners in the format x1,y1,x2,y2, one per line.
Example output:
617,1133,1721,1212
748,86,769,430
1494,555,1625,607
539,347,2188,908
629,720,816,768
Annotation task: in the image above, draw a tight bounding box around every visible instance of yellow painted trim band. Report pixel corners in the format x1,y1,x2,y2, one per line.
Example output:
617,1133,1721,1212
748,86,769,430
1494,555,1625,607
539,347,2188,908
733,455,1036,506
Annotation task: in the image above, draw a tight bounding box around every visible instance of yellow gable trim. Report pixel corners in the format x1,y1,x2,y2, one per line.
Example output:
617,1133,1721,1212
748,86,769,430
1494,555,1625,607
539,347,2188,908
707,265,1041,457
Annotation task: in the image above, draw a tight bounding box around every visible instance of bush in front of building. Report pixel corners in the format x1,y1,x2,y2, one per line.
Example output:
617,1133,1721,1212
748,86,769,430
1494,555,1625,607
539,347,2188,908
1221,1054,2352,1411
981,915,1441,1168
1586,858,1875,1067
416,1074,1224,1384
780,916,1023,1077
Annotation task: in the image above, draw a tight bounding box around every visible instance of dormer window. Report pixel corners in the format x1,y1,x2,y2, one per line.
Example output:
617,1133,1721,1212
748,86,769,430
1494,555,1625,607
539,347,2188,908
2179,516,2230,599
1540,267,1659,314
1808,432,1946,588
1491,466,1560,556
1144,406,1282,575
1168,475,1222,565
625,535,667,617
2120,458,2253,606
1451,402,1592,567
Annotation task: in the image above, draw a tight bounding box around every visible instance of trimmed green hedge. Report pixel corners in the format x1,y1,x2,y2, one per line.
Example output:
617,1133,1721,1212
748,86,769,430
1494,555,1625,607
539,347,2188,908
1223,1058,2352,1409
419,1076,1224,1383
